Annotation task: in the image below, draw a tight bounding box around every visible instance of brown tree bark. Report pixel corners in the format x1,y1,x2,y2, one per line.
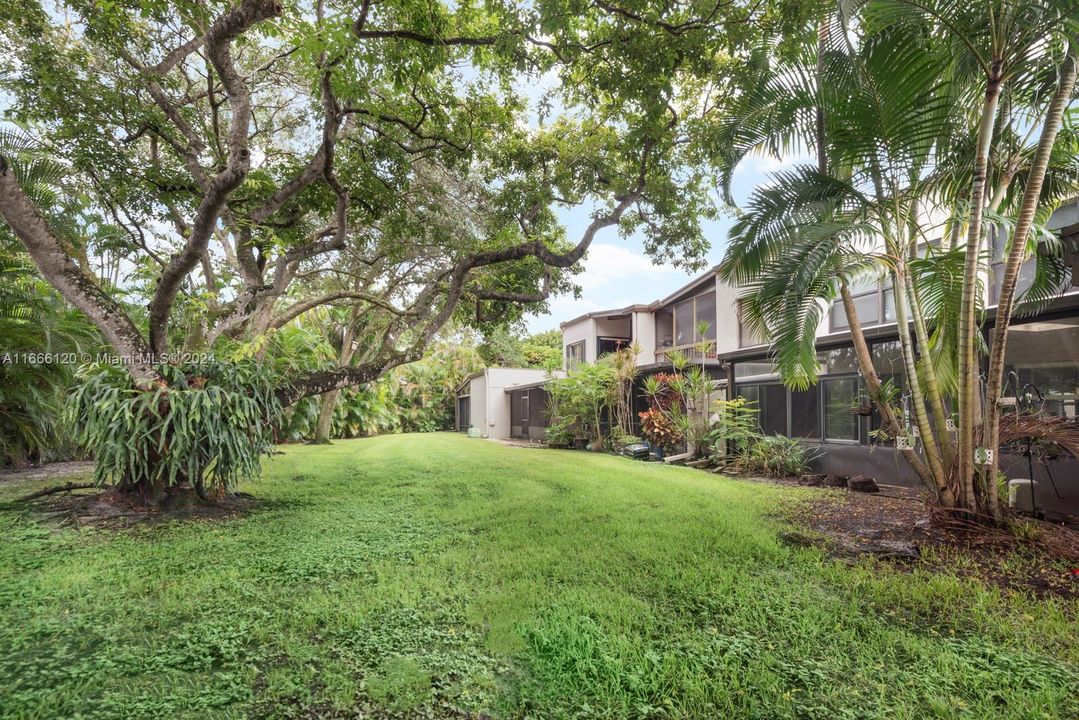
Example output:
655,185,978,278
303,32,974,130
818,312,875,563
314,324,356,443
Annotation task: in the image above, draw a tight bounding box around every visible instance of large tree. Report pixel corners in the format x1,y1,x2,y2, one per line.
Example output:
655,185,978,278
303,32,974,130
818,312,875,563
0,0,809,496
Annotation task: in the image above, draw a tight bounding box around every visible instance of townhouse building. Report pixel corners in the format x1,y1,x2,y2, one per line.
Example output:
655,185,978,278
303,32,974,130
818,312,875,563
557,202,1079,514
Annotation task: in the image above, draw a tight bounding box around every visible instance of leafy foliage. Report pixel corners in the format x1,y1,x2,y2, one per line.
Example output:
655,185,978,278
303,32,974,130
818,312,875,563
637,407,683,452
706,396,763,459
547,360,618,449
741,435,817,477
0,245,102,465
67,360,282,497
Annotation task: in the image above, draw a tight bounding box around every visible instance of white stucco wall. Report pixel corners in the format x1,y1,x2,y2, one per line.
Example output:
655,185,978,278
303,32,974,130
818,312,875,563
713,276,745,356
469,374,487,433
561,317,595,367
632,310,656,365
593,315,632,338
483,368,551,439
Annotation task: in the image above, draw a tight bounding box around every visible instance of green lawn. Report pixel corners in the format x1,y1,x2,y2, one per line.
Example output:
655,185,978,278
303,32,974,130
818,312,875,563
0,433,1076,719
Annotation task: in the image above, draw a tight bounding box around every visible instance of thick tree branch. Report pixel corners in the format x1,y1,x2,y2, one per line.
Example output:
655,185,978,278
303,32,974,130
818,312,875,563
0,158,157,381
146,0,283,355
468,272,552,302
269,290,408,330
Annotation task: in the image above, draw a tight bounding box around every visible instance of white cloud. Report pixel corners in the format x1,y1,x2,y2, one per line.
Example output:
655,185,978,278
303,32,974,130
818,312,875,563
524,244,684,332
576,243,680,289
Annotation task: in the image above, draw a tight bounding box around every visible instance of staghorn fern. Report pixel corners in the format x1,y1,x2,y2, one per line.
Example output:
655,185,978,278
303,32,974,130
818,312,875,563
67,359,282,497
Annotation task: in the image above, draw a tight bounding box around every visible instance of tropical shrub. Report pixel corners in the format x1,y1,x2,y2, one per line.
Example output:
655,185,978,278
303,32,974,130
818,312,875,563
638,407,683,452
547,360,618,450
67,360,281,502
741,435,817,478
706,397,763,460
0,248,101,465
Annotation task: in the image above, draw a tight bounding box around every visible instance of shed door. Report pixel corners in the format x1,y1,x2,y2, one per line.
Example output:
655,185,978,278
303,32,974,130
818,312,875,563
457,396,470,431
520,391,530,437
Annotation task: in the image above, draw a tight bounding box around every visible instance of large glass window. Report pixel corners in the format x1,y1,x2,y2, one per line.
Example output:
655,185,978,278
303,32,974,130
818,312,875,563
598,337,630,357
655,309,674,349
1002,316,1079,418
823,377,860,441
871,340,904,377
790,388,821,439
695,291,717,340
674,298,695,345
669,290,718,346
761,384,788,436
565,340,585,369
735,360,777,381
830,279,893,331
821,346,858,374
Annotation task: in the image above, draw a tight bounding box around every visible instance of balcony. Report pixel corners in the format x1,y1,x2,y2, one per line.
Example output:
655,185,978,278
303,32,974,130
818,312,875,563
655,342,719,365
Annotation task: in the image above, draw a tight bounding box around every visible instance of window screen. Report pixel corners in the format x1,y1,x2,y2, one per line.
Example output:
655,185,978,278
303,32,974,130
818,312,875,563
790,388,820,439
823,377,859,440
695,292,717,340
761,384,788,437
674,298,695,345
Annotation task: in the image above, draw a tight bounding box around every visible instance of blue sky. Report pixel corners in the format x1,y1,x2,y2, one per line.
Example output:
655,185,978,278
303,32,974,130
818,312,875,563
523,152,802,333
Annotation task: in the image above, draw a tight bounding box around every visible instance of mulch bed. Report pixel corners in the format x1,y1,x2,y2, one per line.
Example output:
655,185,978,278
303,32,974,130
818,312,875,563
16,487,260,529
781,489,1079,601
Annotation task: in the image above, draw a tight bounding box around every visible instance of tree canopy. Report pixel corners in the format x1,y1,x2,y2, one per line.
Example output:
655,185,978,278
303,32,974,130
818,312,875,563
0,0,817,403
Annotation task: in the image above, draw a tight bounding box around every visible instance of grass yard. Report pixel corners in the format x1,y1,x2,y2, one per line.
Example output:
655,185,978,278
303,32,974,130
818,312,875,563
0,433,1076,719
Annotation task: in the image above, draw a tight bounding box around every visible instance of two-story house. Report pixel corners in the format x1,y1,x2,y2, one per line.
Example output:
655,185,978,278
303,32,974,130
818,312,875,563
558,203,1079,515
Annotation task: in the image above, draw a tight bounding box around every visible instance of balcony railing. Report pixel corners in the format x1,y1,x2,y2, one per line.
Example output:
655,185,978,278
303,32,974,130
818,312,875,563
655,343,719,364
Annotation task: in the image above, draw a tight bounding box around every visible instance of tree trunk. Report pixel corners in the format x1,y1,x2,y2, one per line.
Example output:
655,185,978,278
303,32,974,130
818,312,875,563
904,251,955,475
314,323,356,443
956,64,1004,513
983,52,1077,521
313,389,340,444
839,279,938,495
0,159,158,381
892,260,952,501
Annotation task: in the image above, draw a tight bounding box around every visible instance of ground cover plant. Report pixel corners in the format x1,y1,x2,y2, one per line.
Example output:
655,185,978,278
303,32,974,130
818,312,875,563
1,433,1076,719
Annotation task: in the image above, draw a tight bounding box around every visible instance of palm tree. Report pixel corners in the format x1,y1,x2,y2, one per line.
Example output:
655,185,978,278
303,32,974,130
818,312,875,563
714,2,1079,512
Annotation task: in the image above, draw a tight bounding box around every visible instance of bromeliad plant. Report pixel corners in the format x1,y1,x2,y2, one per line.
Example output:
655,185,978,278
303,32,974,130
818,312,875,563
68,359,282,504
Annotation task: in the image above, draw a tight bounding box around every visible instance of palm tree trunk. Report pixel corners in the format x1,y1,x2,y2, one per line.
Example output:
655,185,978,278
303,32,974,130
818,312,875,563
957,63,1004,513
839,279,938,494
903,270,955,474
892,260,952,501
983,52,1077,521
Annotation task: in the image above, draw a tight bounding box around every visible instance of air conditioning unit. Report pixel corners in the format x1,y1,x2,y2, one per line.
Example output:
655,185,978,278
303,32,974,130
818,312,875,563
1008,479,1038,513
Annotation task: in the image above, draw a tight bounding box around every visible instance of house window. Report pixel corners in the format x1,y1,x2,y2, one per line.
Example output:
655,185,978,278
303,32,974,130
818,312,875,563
565,340,585,369
669,290,719,347
695,291,717,340
830,279,893,331
823,376,860,441
790,388,821,439
674,298,695,345
521,393,529,422
1001,315,1079,418
598,337,630,357
655,308,674,349
738,298,767,348
760,384,788,437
